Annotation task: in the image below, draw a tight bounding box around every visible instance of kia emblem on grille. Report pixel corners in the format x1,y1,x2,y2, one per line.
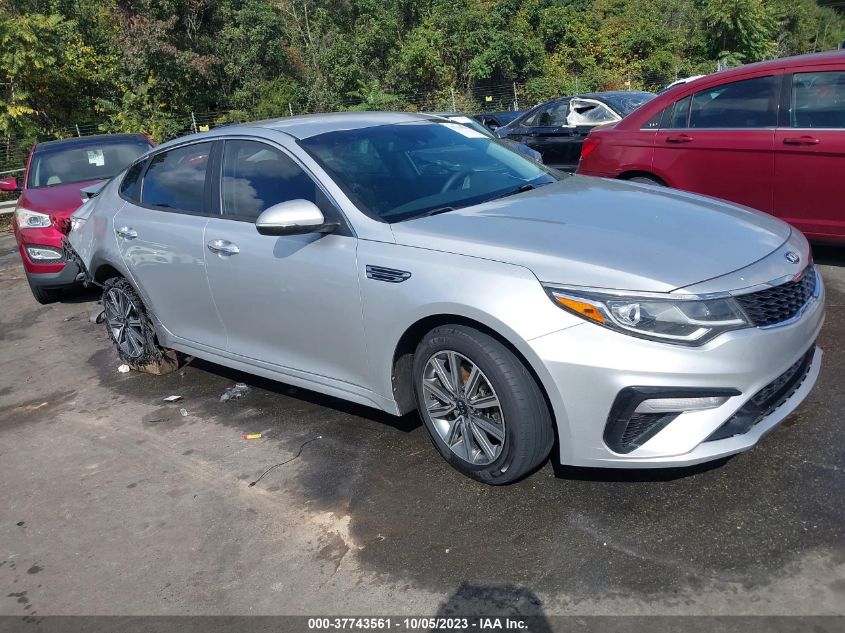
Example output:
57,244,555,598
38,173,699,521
784,251,800,264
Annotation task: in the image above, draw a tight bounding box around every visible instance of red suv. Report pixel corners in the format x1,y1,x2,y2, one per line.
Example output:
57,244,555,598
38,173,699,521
0,134,154,302
577,51,845,243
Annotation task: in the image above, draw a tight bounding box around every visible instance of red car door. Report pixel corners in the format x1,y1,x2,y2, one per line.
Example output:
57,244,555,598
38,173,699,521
773,65,845,242
652,72,781,214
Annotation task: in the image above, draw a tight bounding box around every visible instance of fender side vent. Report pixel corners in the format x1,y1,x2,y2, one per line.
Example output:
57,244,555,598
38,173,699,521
366,265,411,283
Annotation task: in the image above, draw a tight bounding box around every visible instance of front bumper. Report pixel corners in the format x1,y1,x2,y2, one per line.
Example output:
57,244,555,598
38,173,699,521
529,279,825,468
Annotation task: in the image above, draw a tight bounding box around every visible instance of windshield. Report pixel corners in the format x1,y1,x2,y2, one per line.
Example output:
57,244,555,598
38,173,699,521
28,138,153,188
299,121,556,223
600,92,655,116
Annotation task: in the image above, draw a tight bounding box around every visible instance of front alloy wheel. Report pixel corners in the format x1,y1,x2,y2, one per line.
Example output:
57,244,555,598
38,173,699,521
422,350,506,465
413,325,554,484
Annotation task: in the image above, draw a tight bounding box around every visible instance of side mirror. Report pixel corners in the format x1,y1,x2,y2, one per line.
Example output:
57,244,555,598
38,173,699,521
255,199,336,236
487,124,500,132
0,176,19,192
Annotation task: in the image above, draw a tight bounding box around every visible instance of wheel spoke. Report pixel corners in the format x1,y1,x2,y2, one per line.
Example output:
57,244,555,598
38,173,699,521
460,418,475,462
469,420,497,461
463,364,481,400
446,351,462,396
470,393,499,409
423,380,455,407
471,413,505,442
431,357,457,398
444,415,463,445
427,400,456,417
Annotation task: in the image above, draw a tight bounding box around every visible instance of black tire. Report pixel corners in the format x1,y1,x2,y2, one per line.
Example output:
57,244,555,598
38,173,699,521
627,175,664,186
101,276,166,366
412,325,554,484
28,283,63,305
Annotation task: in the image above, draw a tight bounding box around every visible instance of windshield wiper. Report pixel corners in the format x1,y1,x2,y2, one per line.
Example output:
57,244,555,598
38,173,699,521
399,206,457,222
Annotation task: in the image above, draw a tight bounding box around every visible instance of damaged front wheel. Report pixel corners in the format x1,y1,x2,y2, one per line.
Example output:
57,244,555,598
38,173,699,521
102,277,176,373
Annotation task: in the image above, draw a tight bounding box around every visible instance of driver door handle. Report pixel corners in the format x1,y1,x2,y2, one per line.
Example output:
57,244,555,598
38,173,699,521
207,239,240,256
666,134,693,144
783,136,820,146
116,226,137,240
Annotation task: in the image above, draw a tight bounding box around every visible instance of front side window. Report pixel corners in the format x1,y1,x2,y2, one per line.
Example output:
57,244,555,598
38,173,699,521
141,142,212,214
689,76,778,128
300,121,557,223
567,99,619,126
791,71,845,129
524,101,569,127
221,139,320,221
28,138,152,189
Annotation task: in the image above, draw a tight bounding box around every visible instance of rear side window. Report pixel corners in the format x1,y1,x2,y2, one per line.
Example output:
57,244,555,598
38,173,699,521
221,140,321,221
119,161,146,201
689,76,779,128
791,71,845,129
141,142,212,214
667,96,691,128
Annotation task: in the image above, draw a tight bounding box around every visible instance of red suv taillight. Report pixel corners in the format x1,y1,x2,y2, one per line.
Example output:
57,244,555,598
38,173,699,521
580,136,600,162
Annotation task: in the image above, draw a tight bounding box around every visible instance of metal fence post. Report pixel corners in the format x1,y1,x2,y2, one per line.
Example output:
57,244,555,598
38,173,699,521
451,88,457,112
75,124,81,137
191,112,198,134
512,82,519,111
289,103,294,116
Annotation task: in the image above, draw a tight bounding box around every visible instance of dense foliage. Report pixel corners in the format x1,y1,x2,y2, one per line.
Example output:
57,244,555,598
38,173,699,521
1,0,843,147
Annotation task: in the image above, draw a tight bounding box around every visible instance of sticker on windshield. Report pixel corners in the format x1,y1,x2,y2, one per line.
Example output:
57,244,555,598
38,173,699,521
440,122,487,139
86,149,105,167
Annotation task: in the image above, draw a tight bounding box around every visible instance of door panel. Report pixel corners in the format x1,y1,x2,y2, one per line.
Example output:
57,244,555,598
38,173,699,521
114,203,224,346
204,138,369,387
773,68,845,239
115,140,225,347
204,220,369,387
652,74,780,213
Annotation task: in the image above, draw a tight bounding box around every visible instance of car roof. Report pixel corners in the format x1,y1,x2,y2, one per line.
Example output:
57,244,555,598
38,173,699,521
241,111,436,140
33,133,150,153
153,112,441,151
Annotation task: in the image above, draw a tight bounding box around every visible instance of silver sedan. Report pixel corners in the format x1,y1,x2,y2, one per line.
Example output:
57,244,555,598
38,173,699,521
67,112,824,484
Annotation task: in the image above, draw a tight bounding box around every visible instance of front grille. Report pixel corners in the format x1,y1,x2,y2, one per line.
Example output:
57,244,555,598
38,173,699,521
706,346,815,442
735,265,816,327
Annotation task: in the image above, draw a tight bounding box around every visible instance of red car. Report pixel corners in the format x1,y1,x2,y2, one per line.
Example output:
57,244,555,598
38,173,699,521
0,134,154,302
577,51,845,243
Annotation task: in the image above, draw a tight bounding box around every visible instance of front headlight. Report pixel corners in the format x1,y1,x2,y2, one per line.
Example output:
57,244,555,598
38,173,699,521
15,207,52,229
544,286,750,345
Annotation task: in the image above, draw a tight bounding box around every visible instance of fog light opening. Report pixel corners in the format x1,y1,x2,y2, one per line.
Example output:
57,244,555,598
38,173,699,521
634,395,730,414
26,245,64,262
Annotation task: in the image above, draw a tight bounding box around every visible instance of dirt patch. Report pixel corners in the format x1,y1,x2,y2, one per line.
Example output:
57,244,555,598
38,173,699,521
0,214,11,234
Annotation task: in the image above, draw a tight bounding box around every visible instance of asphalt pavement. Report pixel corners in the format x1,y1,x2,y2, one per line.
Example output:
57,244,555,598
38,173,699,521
0,231,843,619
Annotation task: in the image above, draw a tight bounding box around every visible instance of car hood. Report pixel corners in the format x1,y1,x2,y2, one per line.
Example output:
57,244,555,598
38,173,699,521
20,180,103,217
390,176,792,293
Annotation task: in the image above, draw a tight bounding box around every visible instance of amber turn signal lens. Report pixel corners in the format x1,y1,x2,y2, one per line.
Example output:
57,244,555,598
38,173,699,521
554,296,605,324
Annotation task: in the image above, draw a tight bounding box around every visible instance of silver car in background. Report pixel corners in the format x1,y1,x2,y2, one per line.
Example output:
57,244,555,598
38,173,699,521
68,112,824,484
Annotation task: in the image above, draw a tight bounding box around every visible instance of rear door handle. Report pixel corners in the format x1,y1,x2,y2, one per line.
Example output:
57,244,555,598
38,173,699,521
207,239,240,256
116,226,137,240
783,136,820,146
666,134,693,144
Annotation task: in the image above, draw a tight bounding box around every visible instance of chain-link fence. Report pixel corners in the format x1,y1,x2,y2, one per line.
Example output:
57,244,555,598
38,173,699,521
0,72,694,173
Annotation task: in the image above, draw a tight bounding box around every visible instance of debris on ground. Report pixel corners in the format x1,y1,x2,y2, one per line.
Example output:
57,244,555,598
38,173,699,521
117,364,130,373
134,349,181,376
163,395,183,402
220,382,250,403
179,408,188,417
63,315,77,322
89,305,105,324
243,433,263,440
